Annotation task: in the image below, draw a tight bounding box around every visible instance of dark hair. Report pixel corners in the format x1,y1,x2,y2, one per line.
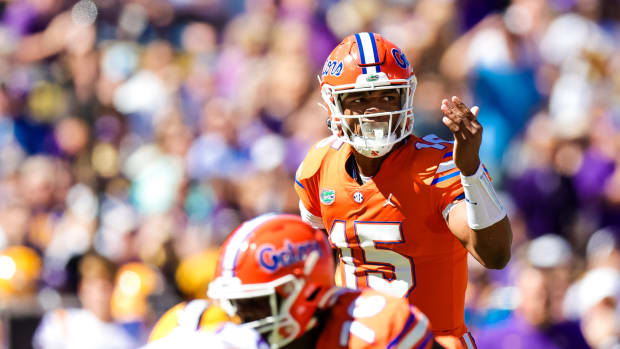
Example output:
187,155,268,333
78,252,117,284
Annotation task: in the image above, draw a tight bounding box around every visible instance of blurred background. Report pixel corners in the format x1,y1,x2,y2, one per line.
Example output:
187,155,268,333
0,0,619,348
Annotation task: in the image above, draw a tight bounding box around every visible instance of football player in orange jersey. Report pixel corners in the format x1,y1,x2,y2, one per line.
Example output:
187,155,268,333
207,213,448,349
294,32,513,347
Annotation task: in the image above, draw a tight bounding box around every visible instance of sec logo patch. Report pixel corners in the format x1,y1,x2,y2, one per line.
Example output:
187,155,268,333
353,191,364,204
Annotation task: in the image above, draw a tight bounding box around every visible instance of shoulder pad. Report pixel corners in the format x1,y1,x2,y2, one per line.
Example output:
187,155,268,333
297,136,344,181
198,301,231,331
179,299,210,330
149,302,189,342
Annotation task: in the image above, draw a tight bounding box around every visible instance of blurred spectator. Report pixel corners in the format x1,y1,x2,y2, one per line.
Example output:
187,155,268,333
562,229,620,348
0,0,617,346
32,252,137,349
504,114,580,240
564,267,620,348
475,235,590,349
0,246,41,301
110,262,161,341
174,248,218,300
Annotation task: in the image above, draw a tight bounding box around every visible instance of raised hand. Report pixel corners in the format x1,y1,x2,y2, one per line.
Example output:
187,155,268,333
440,96,482,176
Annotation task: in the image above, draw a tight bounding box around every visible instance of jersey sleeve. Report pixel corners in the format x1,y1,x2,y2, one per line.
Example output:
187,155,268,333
322,289,434,349
424,148,496,221
294,162,322,228
379,298,434,349
294,137,337,228
418,143,465,220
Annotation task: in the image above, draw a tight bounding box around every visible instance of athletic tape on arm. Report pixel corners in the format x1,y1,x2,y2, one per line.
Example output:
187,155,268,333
460,164,506,230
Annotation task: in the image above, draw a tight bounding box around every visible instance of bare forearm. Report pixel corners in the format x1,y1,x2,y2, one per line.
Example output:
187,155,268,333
448,202,512,269
440,96,512,268
468,216,512,269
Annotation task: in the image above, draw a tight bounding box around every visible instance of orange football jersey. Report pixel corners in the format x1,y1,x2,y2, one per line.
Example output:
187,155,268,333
295,134,468,337
317,288,434,348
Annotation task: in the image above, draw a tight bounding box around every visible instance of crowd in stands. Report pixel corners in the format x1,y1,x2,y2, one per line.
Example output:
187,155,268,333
0,0,619,348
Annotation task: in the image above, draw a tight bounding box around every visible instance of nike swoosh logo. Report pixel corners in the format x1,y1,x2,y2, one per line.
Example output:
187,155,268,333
466,198,478,205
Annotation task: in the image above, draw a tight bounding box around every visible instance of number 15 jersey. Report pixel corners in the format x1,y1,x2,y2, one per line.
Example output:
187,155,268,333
294,134,468,337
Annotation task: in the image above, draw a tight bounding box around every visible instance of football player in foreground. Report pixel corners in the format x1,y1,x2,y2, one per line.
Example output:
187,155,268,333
207,213,448,348
144,321,269,349
147,298,232,343
294,32,512,346
144,279,265,349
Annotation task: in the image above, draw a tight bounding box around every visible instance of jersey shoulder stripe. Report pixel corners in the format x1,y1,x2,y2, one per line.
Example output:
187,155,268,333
320,289,433,349
412,135,459,187
388,310,431,349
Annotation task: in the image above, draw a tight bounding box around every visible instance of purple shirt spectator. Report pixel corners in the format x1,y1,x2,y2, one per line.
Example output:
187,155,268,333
1,1,54,37
475,315,590,349
507,168,578,238
572,149,615,205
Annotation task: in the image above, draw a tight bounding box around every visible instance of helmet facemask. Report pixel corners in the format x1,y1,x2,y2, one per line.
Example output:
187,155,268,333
208,251,323,349
322,73,417,158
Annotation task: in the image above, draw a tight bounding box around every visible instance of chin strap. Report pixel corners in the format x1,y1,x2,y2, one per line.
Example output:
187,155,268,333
317,102,328,112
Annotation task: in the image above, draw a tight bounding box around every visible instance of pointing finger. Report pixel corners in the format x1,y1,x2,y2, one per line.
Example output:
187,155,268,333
442,116,459,133
451,96,475,121
441,99,460,122
440,99,452,116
